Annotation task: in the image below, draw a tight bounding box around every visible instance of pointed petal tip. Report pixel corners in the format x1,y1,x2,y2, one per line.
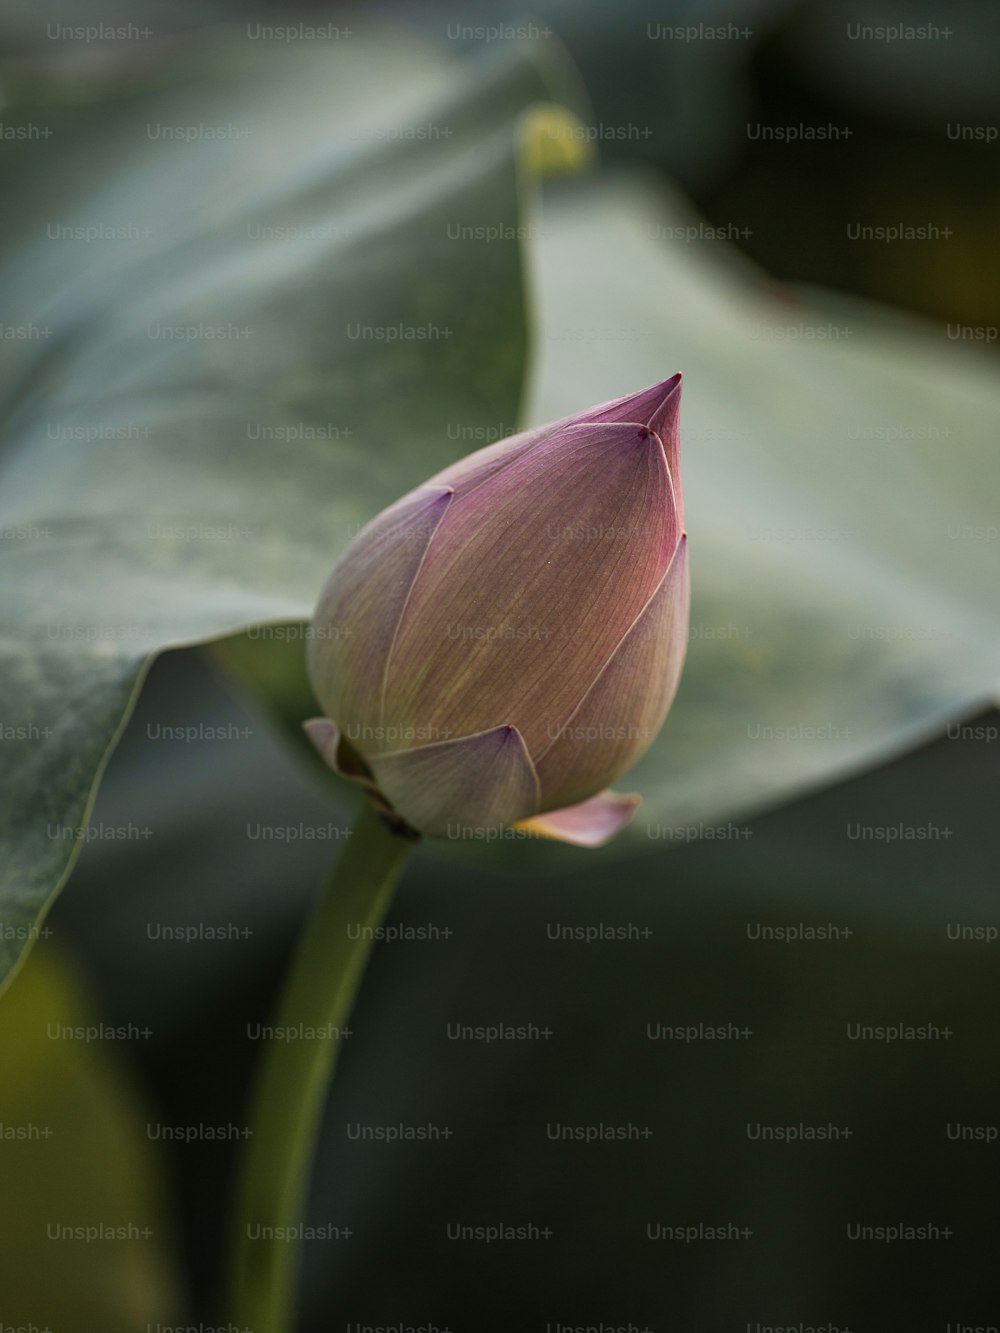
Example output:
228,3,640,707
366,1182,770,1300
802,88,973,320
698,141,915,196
646,373,682,436
577,373,682,437
303,716,339,767
653,371,683,402
512,790,641,848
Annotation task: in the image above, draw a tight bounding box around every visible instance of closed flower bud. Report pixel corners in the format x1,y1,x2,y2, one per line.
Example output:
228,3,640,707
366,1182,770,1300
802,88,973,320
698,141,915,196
305,375,688,846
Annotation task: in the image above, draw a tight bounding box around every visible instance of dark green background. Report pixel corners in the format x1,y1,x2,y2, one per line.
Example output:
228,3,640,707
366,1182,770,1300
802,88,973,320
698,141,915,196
3,0,998,1327
48,646,1000,1329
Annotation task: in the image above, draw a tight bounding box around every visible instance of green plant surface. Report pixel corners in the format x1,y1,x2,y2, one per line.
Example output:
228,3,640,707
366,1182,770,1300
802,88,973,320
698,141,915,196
0,33,577,991
0,946,182,1329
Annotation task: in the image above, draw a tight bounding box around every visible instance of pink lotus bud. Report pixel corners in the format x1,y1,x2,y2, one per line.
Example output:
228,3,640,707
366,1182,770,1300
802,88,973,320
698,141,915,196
305,375,688,846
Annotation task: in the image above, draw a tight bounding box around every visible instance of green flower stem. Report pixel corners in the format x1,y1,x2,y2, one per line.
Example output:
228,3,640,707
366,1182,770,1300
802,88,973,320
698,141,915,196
229,797,414,1332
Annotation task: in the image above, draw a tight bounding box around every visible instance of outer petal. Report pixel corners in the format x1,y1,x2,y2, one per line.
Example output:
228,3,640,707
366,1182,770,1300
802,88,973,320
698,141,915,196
577,373,683,524
424,419,563,501
306,485,452,742
534,536,689,811
512,790,641,847
369,725,540,838
383,422,678,756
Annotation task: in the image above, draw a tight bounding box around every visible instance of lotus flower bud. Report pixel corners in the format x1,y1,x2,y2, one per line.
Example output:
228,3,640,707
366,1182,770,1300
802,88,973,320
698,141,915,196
305,375,688,846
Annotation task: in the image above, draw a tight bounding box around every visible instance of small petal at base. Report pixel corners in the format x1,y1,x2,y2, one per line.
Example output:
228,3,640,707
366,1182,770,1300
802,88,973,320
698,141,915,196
512,790,641,848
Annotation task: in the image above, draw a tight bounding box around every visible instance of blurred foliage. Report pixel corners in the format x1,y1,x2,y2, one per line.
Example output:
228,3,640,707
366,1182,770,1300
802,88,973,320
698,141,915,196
0,946,182,1326
36,649,1000,1329
2,0,999,1327
0,29,572,987
377,0,1000,322
706,0,1000,324
3,3,999,979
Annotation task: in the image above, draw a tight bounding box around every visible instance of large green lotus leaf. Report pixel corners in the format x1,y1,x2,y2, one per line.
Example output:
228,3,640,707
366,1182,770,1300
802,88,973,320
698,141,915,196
525,174,1000,834
0,946,182,1329
0,34,580,991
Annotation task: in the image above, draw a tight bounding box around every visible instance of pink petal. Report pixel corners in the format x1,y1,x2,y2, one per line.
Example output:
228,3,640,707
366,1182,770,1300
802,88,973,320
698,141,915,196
306,485,452,744
369,725,540,839
512,790,641,847
383,422,678,756
578,373,683,523
424,421,560,501
534,536,689,810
